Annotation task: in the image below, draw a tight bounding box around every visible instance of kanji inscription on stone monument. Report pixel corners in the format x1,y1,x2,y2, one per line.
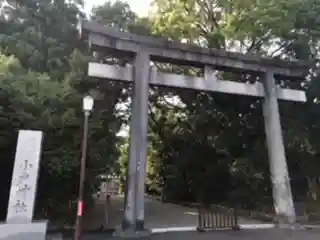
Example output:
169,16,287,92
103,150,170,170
6,130,43,223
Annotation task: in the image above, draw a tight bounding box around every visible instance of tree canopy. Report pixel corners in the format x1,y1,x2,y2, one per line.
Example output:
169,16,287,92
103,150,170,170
1,0,320,227
147,0,320,208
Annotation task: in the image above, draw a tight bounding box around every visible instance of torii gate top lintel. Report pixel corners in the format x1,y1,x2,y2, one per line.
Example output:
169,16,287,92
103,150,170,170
80,20,310,80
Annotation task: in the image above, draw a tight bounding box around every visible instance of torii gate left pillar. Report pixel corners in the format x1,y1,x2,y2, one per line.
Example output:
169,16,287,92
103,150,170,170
121,52,150,235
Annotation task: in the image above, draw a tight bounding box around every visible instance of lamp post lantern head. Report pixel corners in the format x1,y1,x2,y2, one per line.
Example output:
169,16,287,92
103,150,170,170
83,95,94,112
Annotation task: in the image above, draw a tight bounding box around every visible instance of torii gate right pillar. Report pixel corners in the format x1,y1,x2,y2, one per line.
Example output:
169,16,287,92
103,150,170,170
263,71,296,226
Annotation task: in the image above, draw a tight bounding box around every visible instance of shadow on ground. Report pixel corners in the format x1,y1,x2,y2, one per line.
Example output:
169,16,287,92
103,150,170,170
47,229,320,240
82,195,262,231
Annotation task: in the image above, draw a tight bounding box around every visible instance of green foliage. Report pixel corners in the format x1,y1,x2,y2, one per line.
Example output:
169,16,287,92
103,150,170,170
0,0,128,225
2,0,320,226
147,0,320,210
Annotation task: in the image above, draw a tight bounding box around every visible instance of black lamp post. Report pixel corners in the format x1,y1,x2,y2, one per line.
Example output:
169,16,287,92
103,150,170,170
74,95,94,240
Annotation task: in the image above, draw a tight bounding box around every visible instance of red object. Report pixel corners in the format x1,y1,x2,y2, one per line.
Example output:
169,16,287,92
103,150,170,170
77,200,83,216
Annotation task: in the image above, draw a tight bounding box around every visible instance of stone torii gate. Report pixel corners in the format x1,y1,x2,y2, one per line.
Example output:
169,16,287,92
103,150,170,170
80,20,309,235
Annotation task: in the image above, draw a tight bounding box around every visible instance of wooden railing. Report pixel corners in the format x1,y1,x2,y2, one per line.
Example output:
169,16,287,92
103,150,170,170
197,206,240,232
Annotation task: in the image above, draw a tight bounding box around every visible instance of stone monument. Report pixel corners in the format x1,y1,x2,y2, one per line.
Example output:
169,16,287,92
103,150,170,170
0,130,48,240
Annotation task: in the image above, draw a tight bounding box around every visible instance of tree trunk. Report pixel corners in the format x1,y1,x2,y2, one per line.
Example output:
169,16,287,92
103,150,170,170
307,177,320,201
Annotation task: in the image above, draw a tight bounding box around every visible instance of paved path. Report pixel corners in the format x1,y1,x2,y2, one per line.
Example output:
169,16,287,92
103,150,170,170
50,199,320,239
83,195,262,231
48,229,320,240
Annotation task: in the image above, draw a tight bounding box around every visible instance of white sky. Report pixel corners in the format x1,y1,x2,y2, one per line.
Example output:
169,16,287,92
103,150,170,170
83,0,153,138
84,0,152,16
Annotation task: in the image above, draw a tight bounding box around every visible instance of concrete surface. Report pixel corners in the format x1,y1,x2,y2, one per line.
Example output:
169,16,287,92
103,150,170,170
83,195,262,231
48,197,320,239
0,221,47,240
48,229,320,240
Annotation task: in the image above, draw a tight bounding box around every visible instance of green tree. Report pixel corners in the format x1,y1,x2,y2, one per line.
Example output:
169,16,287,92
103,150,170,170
0,0,131,225
147,0,320,210
0,0,83,77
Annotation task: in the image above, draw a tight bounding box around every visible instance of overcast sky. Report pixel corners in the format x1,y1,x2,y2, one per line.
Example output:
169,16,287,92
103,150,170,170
84,0,152,16
82,0,153,137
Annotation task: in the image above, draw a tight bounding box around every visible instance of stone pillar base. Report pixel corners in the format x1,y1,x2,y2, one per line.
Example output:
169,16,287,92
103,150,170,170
114,225,151,238
277,223,305,230
0,221,47,240
275,219,304,230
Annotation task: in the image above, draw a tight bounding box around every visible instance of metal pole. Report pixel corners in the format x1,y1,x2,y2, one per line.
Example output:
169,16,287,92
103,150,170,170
262,71,296,226
74,111,90,240
104,178,109,229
